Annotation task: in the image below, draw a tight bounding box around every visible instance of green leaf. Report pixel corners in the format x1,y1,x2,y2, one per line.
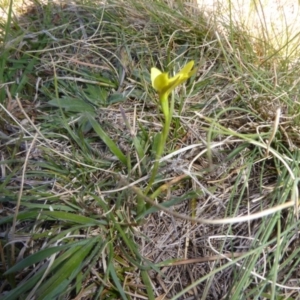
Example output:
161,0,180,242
107,243,128,300
17,203,76,212
141,270,155,300
152,132,161,157
4,246,66,275
136,191,198,220
5,239,97,276
36,237,99,299
88,115,127,165
107,93,127,104
83,84,108,106
132,136,146,167
136,194,146,218
49,97,94,113
41,211,107,225
75,271,83,294
0,211,40,225
2,266,47,300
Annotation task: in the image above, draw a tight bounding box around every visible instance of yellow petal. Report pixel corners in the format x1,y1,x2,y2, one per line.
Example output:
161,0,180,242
151,67,162,87
178,60,195,76
161,75,180,96
150,61,196,97
153,73,169,91
174,61,196,87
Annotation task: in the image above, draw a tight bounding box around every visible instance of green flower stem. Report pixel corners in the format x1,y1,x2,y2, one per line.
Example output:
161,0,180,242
144,93,172,195
141,60,195,215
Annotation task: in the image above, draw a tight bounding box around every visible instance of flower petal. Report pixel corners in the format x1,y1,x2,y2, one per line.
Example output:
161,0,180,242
161,75,180,96
150,61,195,97
151,67,162,87
178,60,195,76
153,73,169,91
174,61,196,87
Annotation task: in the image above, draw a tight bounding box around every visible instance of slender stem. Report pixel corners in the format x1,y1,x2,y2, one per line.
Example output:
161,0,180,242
144,93,171,194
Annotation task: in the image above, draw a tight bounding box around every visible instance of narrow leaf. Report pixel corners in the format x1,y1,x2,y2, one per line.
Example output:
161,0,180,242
88,115,127,165
41,211,107,225
107,243,128,300
36,238,98,299
49,97,94,113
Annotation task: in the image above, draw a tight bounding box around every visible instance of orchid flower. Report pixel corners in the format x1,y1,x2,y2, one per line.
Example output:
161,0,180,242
145,61,196,196
151,61,195,118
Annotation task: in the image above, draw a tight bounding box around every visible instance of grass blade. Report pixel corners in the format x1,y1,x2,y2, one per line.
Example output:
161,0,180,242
88,115,127,165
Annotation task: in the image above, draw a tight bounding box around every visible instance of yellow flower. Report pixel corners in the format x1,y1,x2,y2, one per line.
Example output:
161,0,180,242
151,61,196,98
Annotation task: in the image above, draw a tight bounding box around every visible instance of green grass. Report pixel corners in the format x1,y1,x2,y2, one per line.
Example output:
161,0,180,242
1,0,300,299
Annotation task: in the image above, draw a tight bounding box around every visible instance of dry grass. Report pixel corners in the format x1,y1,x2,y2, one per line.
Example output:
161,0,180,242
197,0,300,62
1,0,300,299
